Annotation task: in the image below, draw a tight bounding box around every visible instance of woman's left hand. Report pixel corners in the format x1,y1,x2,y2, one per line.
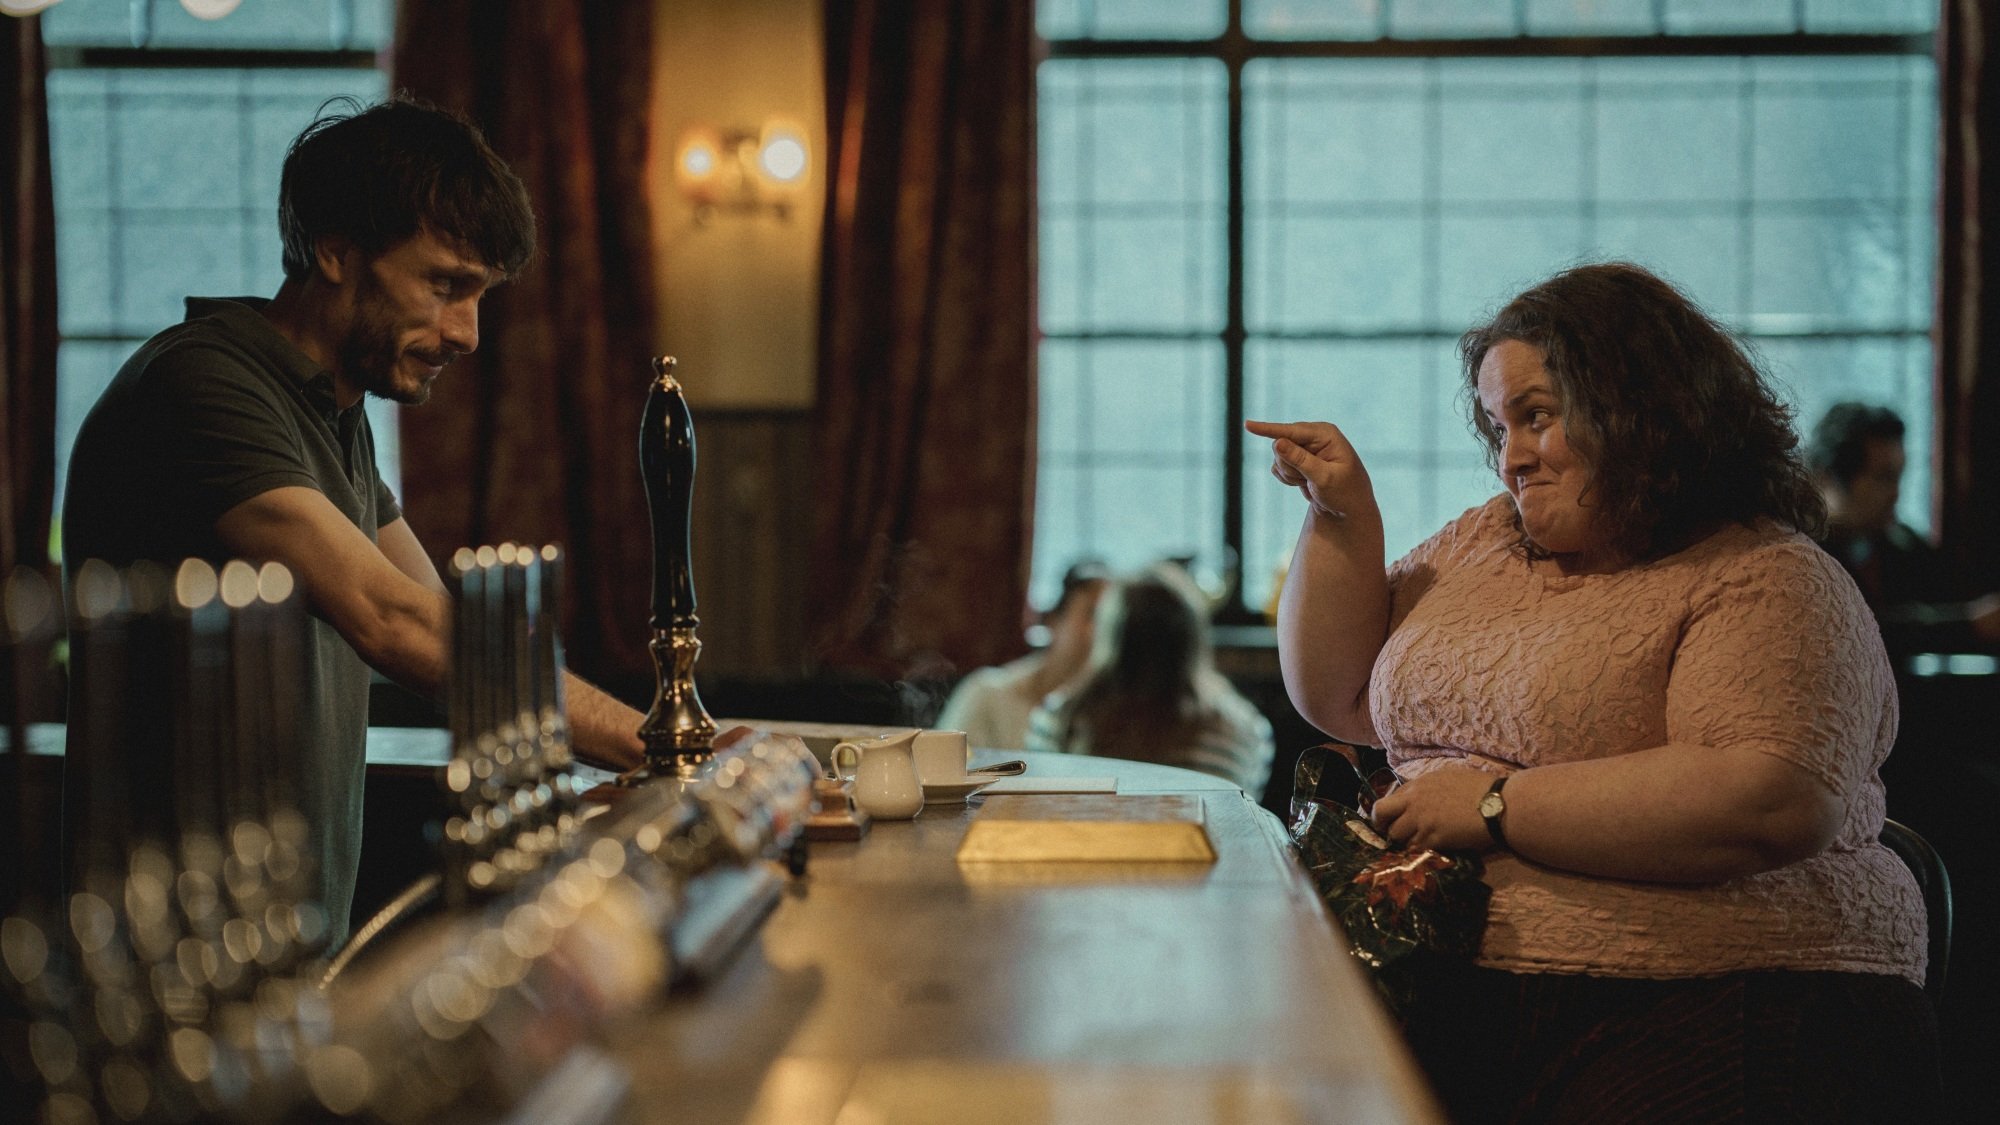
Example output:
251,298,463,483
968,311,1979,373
1370,766,1503,853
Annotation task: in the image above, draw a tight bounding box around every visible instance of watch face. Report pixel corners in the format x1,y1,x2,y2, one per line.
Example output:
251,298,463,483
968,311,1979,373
1480,792,1505,819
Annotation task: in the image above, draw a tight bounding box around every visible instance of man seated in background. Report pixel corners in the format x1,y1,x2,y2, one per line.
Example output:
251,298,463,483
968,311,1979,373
935,560,1108,750
1807,402,2000,659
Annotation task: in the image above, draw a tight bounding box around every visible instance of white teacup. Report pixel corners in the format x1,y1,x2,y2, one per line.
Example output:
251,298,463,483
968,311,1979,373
912,729,971,785
828,730,923,821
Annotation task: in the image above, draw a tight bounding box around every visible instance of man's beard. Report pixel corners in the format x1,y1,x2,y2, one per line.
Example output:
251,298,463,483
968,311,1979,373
338,290,433,406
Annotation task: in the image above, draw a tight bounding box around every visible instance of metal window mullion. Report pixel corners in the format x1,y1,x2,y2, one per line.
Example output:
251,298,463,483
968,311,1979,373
1222,6,1247,618
239,70,257,308
1077,67,1098,554
104,72,125,340
1892,55,1915,408
1738,58,1758,329
1421,58,1445,535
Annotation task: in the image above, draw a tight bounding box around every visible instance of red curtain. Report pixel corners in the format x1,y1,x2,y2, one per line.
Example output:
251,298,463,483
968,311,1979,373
1939,0,2000,587
809,0,1038,680
2,14,57,577
391,0,660,685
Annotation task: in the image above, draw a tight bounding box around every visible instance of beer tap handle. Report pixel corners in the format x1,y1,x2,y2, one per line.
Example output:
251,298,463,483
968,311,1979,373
641,355,698,633
636,355,718,775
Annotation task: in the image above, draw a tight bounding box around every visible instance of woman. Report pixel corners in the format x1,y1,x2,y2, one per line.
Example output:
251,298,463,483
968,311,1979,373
1247,262,1936,1122
1025,564,1274,795
936,559,1109,750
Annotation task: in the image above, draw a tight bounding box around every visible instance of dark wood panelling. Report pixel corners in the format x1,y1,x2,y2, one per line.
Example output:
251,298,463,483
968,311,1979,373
688,411,817,679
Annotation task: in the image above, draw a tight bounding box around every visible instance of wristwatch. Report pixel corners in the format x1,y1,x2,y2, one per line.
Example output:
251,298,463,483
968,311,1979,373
1478,776,1510,850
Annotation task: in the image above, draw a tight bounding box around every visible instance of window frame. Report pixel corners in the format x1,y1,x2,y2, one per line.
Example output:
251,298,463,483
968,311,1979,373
1038,2,1938,623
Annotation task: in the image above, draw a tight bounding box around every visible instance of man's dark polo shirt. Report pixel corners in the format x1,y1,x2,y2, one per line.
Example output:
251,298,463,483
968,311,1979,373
62,296,401,941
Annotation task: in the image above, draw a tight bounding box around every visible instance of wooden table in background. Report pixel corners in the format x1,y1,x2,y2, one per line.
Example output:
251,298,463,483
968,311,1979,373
608,749,1442,1124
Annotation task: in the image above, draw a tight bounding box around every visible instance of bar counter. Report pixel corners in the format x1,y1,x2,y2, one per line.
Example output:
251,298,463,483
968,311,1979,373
5,725,1441,1122
602,747,1442,1125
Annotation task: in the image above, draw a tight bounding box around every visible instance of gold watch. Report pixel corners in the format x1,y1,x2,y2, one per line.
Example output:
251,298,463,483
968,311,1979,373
1478,776,1510,850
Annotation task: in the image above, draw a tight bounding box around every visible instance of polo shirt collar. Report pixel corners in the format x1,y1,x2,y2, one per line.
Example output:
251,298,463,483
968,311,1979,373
183,296,352,427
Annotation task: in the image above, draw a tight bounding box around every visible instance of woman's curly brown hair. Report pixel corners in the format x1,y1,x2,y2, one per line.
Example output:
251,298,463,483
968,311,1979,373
1459,262,1825,562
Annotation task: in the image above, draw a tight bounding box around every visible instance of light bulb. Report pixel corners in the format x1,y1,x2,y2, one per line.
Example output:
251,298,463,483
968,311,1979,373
758,130,808,185
681,142,716,179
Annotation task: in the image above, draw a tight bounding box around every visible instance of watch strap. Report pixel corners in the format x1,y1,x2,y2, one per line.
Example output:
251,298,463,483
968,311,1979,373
1481,775,1510,850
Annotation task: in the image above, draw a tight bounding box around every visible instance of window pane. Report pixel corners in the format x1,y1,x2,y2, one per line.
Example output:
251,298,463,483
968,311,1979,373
1524,0,1660,35
1247,61,1430,207
1033,339,1225,606
53,213,115,338
1750,209,1914,332
1752,58,1917,204
1039,59,1228,333
1804,0,1937,34
43,0,392,50
1664,0,1797,34
1438,60,1590,206
1244,0,1381,40
1390,0,1519,39
1245,60,1432,332
1037,0,1225,40
1249,211,1428,332
1595,59,1749,204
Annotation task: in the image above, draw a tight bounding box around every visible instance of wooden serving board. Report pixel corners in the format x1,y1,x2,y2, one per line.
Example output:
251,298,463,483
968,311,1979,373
955,794,1217,863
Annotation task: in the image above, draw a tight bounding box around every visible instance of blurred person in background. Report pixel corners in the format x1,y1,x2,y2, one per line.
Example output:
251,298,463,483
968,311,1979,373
1808,401,2000,658
1026,563,1273,794
936,560,1109,750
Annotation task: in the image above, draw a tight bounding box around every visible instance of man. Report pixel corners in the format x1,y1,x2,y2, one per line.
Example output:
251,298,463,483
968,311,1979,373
62,98,645,941
1806,402,2000,658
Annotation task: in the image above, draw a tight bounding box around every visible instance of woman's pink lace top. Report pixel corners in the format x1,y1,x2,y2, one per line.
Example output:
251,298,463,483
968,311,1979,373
1372,496,1926,984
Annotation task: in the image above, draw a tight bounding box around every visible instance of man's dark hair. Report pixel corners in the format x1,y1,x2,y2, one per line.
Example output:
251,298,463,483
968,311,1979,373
1050,559,1110,617
278,96,535,280
1459,261,1825,561
1806,402,1906,489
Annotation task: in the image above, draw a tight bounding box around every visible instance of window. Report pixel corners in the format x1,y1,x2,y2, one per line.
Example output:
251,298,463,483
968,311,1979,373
1034,0,1939,614
43,0,394,557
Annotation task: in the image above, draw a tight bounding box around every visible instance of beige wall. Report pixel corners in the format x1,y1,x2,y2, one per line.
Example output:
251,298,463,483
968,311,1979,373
652,0,825,411
653,0,823,678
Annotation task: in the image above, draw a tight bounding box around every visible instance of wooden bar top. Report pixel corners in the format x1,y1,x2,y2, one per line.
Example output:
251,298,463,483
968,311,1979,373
609,749,1442,1124
7,724,1441,1121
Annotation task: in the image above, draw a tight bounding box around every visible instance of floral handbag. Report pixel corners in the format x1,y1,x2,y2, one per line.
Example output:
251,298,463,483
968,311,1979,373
1286,742,1491,1008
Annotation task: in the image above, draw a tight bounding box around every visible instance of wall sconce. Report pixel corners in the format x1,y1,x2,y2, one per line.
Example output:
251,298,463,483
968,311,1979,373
674,120,810,224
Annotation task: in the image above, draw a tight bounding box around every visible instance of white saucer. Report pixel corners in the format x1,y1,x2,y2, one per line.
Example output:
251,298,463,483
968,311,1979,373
922,776,998,803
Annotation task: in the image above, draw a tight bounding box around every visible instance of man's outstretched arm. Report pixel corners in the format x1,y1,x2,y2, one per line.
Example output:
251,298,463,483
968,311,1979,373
221,488,644,771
